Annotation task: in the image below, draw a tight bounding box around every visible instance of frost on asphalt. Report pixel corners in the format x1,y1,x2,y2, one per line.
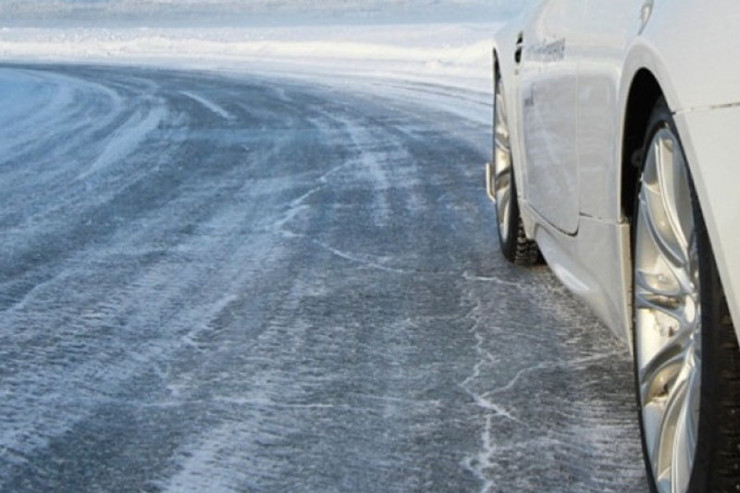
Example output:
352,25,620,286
0,63,645,492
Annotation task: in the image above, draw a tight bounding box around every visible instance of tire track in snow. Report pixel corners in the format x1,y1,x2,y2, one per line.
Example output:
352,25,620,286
179,90,235,121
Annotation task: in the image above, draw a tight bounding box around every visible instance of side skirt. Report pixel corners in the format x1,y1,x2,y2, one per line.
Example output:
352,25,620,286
533,214,632,345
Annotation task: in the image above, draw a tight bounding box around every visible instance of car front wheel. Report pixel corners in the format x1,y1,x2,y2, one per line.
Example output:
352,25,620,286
492,67,539,266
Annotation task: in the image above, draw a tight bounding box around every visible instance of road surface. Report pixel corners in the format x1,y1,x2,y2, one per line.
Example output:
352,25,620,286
0,64,645,492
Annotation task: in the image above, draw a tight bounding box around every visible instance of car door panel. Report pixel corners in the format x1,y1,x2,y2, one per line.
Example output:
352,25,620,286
519,0,584,235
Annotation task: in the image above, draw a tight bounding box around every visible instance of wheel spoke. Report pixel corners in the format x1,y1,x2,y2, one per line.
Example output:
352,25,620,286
657,135,693,253
494,162,510,185
496,181,510,208
495,139,510,159
638,327,691,404
495,103,509,146
655,375,688,487
495,116,509,144
641,131,694,269
635,289,687,328
635,204,695,297
639,191,688,277
671,362,701,492
635,269,683,298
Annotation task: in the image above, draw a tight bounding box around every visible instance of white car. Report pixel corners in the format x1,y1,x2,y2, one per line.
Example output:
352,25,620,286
486,1,740,491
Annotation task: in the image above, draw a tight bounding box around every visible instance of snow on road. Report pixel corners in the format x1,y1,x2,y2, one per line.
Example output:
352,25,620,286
0,62,645,493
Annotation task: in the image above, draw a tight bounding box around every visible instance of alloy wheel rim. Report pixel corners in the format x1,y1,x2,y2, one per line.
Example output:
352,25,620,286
494,75,513,241
634,127,701,493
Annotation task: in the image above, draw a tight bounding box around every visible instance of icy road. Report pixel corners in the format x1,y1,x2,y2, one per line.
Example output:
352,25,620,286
0,65,645,492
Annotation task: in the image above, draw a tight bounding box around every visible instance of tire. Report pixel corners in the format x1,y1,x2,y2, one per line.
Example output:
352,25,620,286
492,67,539,266
632,98,740,493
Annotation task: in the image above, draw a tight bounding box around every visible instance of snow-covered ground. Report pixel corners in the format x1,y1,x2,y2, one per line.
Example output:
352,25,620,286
0,0,533,96
1,0,529,27
0,24,499,94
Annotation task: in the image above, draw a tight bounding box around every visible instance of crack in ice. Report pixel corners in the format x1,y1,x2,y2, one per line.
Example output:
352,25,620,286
311,239,410,274
485,350,625,397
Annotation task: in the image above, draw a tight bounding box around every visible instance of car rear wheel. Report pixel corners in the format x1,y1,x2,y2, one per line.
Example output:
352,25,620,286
492,68,539,266
633,98,740,493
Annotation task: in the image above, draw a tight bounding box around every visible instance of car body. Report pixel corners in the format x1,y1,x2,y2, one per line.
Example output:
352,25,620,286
486,1,740,491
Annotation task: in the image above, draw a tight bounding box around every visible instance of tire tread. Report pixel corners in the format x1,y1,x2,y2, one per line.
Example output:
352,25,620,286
511,219,540,266
706,287,740,492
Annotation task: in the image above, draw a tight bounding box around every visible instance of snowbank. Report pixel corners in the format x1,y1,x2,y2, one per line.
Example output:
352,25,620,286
0,23,502,93
0,0,524,109
1,0,526,27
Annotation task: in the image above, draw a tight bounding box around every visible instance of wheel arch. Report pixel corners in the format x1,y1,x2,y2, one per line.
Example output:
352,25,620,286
492,47,501,154
620,68,663,225
620,64,740,344
492,47,500,73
